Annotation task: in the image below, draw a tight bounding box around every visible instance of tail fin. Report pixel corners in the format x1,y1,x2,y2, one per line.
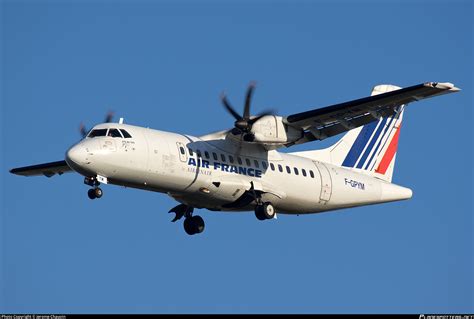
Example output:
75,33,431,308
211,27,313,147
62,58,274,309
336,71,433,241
332,84,404,182
292,84,404,183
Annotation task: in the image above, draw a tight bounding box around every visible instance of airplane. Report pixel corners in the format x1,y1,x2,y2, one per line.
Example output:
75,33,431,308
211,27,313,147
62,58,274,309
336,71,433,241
10,81,460,235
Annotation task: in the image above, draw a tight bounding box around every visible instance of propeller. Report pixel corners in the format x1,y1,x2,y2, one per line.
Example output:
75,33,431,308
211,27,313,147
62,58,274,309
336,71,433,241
79,111,114,138
220,82,274,142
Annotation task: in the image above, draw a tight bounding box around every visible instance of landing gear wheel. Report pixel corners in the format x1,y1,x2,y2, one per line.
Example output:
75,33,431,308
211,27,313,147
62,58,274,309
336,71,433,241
262,202,276,219
254,205,266,221
183,215,205,235
94,187,103,198
87,189,96,200
183,218,195,235
191,216,205,234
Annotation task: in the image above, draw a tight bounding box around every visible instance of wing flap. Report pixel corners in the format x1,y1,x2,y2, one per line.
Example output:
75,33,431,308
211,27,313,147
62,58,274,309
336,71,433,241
10,160,72,177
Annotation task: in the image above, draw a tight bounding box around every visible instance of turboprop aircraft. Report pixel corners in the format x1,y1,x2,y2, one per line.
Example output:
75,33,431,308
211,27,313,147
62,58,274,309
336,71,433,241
10,81,460,235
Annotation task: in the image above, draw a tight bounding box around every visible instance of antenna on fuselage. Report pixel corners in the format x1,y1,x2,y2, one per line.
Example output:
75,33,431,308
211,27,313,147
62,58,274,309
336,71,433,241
119,118,124,124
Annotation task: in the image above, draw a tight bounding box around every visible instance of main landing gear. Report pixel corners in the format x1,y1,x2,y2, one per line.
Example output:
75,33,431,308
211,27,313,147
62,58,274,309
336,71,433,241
84,176,103,200
248,181,276,221
255,202,276,220
169,204,205,236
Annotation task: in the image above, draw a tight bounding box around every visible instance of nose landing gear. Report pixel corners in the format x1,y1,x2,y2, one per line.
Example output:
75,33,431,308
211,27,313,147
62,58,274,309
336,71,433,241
168,204,205,235
84,176,103,200
87,187,103,200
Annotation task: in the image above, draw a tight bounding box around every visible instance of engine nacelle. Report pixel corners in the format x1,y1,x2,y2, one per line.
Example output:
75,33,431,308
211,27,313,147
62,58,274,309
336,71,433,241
250,115,302,147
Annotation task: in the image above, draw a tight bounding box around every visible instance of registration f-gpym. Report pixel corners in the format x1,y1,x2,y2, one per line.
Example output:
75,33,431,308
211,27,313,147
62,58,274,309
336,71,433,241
10,82,460,235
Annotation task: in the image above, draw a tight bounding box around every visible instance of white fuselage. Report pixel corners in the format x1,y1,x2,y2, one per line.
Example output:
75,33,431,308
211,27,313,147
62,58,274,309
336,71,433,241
65,123,412,214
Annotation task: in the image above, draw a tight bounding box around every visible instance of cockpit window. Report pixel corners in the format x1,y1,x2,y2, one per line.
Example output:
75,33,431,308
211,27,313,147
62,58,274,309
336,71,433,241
88,129,108,138
120,129,132,138
108,128,122,138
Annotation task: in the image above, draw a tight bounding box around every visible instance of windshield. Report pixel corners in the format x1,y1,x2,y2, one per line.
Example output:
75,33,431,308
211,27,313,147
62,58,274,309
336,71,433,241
88,129,108,138
87,128,132,138
107,128,122,138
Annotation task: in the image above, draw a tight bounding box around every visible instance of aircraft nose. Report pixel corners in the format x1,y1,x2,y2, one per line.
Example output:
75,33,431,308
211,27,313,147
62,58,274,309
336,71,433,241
65,144,87,167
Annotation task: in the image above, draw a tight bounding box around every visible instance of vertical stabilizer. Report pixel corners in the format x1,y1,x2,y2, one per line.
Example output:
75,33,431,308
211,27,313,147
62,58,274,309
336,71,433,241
331,84,405,182
292,84,406,183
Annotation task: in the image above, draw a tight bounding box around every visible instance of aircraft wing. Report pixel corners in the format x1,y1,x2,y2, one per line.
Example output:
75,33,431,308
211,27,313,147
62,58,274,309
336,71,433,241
10,160,72,177
283,82,460,145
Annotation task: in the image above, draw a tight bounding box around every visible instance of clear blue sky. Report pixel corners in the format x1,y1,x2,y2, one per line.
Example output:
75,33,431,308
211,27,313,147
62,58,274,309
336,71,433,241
1,0,472,314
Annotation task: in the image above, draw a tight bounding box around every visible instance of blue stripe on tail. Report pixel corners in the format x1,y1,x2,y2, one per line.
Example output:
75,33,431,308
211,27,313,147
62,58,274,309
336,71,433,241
365,114,397,170
341,120,378,168
356,117,388,169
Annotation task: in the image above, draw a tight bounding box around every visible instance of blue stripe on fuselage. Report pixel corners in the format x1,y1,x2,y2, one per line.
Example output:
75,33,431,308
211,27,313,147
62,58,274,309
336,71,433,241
341,120,378,168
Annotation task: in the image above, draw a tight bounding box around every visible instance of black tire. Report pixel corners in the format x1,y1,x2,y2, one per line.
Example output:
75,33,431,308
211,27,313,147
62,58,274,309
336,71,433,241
87,189,96,200
254,205,266,221
191,215,205,234
263,202,276,219
183,217,196,235
94,187,103,198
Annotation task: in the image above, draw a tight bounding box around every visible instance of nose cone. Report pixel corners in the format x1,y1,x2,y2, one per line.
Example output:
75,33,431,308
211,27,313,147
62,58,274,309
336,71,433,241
65,144,87,168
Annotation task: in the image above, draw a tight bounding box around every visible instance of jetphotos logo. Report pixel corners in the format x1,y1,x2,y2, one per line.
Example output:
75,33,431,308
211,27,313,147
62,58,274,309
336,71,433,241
420,315,474,319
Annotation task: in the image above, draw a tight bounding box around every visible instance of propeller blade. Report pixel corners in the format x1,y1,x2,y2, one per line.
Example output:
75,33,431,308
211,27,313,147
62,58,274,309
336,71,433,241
243,81,256,120
79,123,87,138
104,111,114,123
221,93,242,121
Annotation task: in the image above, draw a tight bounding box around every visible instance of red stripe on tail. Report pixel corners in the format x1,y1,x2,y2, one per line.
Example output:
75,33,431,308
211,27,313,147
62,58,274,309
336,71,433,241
375,125,401,175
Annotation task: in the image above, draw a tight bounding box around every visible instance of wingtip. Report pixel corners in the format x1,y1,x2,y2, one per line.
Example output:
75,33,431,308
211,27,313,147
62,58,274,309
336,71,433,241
431,82,461,92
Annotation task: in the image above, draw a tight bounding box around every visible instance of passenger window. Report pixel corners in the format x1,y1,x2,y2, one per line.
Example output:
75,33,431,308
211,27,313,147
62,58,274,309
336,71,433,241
302,169,307,177
245,158,251,166
221,154,226,162
262,161,268,170
196,150,202,157
270,163,275,171
310,170,315,178
204,151,210,159
229,155,234,163
108,128,122,138
294,167,299,175
278,164,283,172
88,129,108,138
213,152,218,161
119,129,132,138
286,166,291,174
237,157,243,165
180,147,185,155
188,148,194,156
254,160,259,168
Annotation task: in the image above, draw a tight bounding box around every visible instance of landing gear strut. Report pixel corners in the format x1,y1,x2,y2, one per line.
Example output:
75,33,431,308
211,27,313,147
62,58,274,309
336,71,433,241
85,176,103,200
168,204,205,235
